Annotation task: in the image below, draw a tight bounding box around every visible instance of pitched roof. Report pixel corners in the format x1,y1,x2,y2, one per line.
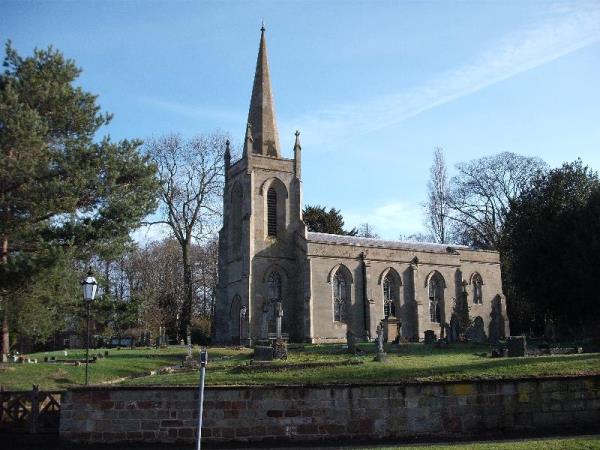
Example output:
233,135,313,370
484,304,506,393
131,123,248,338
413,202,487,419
305,232,470,254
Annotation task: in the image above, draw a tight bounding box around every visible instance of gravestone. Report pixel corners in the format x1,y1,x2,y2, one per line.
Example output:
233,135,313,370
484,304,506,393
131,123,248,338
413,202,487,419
273,302,288,360
252,341,273,362
424,330,436,344
470,317,487,343
383,317,400,343
346,330,357,354
449,314,459,343
489,296,505,345
507,336,527,357
544,316,557,343
260,301,269,339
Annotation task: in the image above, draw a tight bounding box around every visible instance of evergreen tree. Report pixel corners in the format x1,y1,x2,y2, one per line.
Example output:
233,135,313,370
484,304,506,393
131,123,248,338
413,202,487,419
501,160,600,336
0,42,159,354
302,205,357,235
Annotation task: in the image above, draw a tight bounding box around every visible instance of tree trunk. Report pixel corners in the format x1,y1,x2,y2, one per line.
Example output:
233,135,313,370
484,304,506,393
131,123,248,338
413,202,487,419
180,241,193,340
1,236,9,357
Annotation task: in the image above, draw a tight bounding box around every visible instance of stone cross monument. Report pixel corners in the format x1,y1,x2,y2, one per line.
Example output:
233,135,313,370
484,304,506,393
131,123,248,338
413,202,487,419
275,301,283,338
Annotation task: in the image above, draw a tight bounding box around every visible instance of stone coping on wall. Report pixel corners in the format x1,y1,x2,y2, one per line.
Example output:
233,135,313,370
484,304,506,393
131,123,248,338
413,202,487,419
67,373,600,391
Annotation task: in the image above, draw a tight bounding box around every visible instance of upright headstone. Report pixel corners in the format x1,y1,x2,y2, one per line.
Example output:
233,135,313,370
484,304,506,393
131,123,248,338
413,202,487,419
260,301,269,339
449,314,459,343
346,330,357,354
544,316,557,343
424,330,436,344
254,300,274,362
383,317,400,343
507,336,527,357
490,295,505,345
470,317,487,344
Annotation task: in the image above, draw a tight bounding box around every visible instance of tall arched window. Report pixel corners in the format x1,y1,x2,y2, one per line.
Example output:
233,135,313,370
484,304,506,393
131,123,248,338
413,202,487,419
231,184,243,253
383,274,396,318
267,188,277,237
472,273,483,304
428,274,444,323
333,272,347,323
267,271,282,302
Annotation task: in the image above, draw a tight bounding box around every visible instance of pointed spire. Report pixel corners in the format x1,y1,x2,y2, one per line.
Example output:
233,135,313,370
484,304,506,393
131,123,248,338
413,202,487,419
245,25,281,158
293,130,301,179
293,130,301,151
243,122,254,157
224,139,231,169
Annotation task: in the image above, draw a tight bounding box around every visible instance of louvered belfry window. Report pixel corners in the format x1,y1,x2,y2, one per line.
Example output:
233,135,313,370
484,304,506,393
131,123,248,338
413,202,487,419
267,188,277,237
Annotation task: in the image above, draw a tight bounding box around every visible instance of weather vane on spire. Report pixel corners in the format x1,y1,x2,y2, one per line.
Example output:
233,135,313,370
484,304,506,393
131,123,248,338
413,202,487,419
261,20,265,32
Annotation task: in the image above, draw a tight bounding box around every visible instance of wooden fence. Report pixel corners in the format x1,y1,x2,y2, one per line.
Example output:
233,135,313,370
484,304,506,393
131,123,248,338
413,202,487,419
0,386,62,434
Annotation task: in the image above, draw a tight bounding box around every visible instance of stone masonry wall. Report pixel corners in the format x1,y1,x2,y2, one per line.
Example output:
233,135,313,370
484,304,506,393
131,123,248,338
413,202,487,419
60,376,600,445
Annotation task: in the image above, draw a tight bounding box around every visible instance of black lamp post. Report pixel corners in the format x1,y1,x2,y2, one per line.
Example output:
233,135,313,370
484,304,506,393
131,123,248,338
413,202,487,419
81,269,98,385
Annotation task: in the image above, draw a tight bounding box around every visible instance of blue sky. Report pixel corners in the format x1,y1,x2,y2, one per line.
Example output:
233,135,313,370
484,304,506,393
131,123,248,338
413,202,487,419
3,1,600,240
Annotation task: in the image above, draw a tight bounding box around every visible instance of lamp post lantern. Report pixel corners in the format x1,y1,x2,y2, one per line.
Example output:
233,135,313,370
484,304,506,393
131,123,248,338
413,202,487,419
80,269,98,385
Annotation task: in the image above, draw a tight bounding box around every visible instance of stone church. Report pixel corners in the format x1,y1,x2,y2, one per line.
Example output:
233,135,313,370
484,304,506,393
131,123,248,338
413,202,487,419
214,28,509,345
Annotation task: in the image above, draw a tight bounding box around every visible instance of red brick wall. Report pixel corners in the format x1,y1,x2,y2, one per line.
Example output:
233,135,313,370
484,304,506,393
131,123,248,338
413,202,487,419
60,376,600,445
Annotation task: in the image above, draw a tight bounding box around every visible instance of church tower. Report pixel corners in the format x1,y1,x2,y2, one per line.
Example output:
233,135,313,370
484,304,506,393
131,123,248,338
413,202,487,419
215,27,304,344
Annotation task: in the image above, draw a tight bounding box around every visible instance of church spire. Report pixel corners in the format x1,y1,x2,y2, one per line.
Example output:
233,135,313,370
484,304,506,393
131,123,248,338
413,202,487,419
245,25,281,158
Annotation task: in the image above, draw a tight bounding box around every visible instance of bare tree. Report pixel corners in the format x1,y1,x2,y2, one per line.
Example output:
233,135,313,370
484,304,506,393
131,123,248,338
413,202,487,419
425,148,450,244
447,152,547,249
145,133,227,338
357,223,380,239
125,239,184,339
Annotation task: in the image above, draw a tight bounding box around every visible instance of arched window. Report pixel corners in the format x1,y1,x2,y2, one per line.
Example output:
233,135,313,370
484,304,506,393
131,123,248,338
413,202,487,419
267,188,277,237
428,274,444,323
472,273,483,304
383,274,396,318
333,271,347,323
231,184,243,252
267,271,282,303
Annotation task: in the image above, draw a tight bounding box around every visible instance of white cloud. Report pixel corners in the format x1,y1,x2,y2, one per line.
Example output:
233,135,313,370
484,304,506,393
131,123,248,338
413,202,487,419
131,223,172,244
344,201,425,240
284,3,600,148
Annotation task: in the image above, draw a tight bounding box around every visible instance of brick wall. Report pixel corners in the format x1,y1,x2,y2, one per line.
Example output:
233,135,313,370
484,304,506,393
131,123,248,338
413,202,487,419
60,376,600,445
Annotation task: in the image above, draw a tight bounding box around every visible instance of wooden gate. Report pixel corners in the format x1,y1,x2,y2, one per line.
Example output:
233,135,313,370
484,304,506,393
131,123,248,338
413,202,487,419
0,386,62,434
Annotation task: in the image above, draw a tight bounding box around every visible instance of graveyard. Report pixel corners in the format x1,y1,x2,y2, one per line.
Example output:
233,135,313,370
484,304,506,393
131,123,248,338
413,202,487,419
1,341,599,391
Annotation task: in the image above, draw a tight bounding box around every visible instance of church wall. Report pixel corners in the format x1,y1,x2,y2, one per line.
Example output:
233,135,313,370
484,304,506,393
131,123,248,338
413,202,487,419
457,256,508,339
302,238,507,343
412,263,461,341
307,255,364,343
367,260,416,340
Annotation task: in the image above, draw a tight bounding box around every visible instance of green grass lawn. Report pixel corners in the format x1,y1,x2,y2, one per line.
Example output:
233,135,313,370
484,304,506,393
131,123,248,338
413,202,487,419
1,343,599,390
370,435,600,449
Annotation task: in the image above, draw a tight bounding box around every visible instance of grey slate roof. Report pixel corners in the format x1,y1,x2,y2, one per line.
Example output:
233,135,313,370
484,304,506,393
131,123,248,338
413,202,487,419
306,232,470,254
